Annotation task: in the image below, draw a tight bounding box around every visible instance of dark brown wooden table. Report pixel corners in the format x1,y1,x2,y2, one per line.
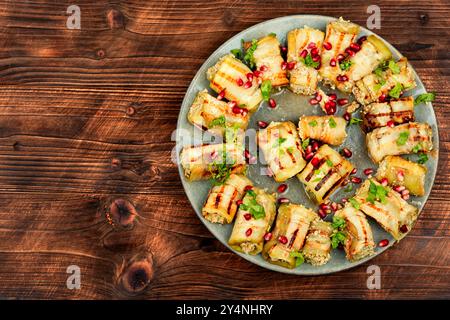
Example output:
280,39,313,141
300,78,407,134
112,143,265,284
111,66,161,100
0,0,448,300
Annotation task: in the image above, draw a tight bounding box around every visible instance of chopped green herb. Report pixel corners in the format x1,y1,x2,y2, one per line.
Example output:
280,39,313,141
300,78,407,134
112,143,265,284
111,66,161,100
389,83,403,99
328,117,337,128
301,53,320,68
412,143,422,153
349,117,363,125
396,131,410,146
230,48,242,59
243,39,258,69
301,138,310,150
289,251,304,267
349,197,360,210
331,231,346,249
344,184,353,192
273,137,287,148
209,151,235,186
268,32,276,37
326,159,333,167
261,80,272,101
308,120,318,127
286,147,294,153
367,179,388,204
339,60,352,71
209,115,226,128
418,153,428,164
225,125,240,144
414,92,435,105
388,60,400,74
242,190,266,219
332,216,346,230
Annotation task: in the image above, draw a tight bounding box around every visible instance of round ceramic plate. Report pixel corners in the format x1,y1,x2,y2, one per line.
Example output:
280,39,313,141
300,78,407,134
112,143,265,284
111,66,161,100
175,15,439,275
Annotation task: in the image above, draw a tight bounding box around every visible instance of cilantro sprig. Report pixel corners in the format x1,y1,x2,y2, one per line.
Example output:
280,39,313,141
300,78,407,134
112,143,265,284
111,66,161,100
209,115,226,128
331,216,347,249
396,131,410,146
301,53,320,68
261,80,272,101
414,92,435,105
209,150,235,186
367,179,388,204
339,60,352,71
240,189,266,219
290,251,305,267
243,39,258,69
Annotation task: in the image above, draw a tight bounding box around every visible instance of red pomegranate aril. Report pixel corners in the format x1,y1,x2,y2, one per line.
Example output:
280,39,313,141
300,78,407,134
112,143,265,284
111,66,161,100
318,208,327,219
337,54,345,62
217,89,226,100
380,178,388,186
401,189,409,197
330,58,337,67
258,120,268,129
337,75,349,82
319,203,330,211
328,93,337,101
394,185,406,193
312,141,319,152
345,48,356,57
305,145,313,154
311,47,319,56
397,170,405,181
236,199,243,206
386,120,395,128
331,202,338,211
400,225,408,233
246,72,254,81
257,78,263,85
401,193,410,200
244,149,251,159
351,176,362,184
357,36,367,45
309,98,319,105
232,106,242,114
237,78,244,86
253,70,262,78
244,81,252,89
379,93,387,102
351,168,357,175
307,42,316,49
244,185,253,192
260,65,268,72
343,112,351,121
228,101,237,108
325,103,336,115
287,61,296,70
277,184,288,193
312,55,321,62
269,98,277,108
364,168,374,176
245,228,253,237
305,152,314,161
341,148,352,158
264,232,272,241
315,93,322,102
341,197,348,203
323,41,332,50
337,98,349,106
311,157,320,168
244,213,252,221
299,49,308,58
281,61,287,70
278,197,290,204
280,46,287,53
378,239,389,247
350,43,361,52
278,235,288,244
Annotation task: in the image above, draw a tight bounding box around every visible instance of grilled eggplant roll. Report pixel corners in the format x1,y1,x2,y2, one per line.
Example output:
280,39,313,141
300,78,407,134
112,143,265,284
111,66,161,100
207,54,263,112
202,174,253,224
250,34,289,87
287,26,325,95
188,89,250,135
180,143,246,181
354,179,419,240
297,144,354,204
376,156,427,196
302,220,333,266
262,203,317,268
319,17,360,89
366,122,433,163
335,206,375,262
362,96,414,132
335,35,392,93
228,187,277,254
298,115,347,146
353,58,416,105
257,121,307,182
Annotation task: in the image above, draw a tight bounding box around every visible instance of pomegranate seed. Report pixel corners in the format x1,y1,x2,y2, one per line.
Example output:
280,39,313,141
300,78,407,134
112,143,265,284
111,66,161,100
337,98,348,106
278,235,288,244
318,208,327,219
246,72,254,81
217,89,226,100
319,203,330,211
401,193,410,200
253,70,262,78
228,101,237,108
311,157,320,167
244,81,252,89
393,185,406,193
329,100,337,108
378,239,389,247
244,213,252,221
351,176,362,184
337,75,349,82
312,141,319,152
278,197,290,204
357,36,367,45
379,93,387,102
287,61,296,70
307,42,316,49
323,41,332,50
350,43,361,52
280,46,287,53
325,103,336,115
397,170,405,181
241,108,248,117
337,54,345,62
311,47,319,56
264,232,272,241
386,120,395,128
364,168,374,176
260,65,268,72
330,58,337,67
345,48,356,57
341,148,352,158
258,120,268,129
269,98,277,108
380,178,388,186
312,55,321,62
236,199,243,206
315,93,322,102
281,61,287,70
351,168,357,175
305,152,314,161
401,189,409,197
400,225,408,233
299,49,308,58
328,93,337,101
237,78,244,86
244,185,253,192
331,202,338,211
343,112,351,121
245,228,253,237
277,184,288,193
309,98,319,105
305,145,313,154
244,149,251,159
232,106,242,114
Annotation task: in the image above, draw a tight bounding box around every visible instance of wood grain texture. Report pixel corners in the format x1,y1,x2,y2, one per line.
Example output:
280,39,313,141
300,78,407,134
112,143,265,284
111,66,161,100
0,0,448,299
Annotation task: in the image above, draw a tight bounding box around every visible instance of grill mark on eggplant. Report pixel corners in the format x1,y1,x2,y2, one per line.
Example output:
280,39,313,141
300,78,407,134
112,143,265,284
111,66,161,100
288,228,299,249
214,193,222,208
305,158,327,182
274,157,284,170
322,174,347,200
314,162,342,192
286,149,297,164
227,188,238,216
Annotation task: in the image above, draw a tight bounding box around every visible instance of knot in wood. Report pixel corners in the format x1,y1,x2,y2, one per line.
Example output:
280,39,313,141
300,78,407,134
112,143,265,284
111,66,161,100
106,9,125,30
119,255,154,294
107,198,137,227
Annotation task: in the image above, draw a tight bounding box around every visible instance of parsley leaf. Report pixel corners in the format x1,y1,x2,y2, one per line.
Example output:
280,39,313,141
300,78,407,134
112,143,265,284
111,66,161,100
332,216,346,230
261,80,272,101
389,83,403,99
301,138,310,150
308,120,318,127
209,115,226,128
289,251,305,267
349,117,363,125
344,184,353,192
367,180,388,204
339,60,352,71
349,197,360,210
388,60,400,74
326,159,333,167
209,151,235,186
242,190,266,219
301,53,320,68
273,137,287,148
396,131,410,146
412,143,422,153
331,231,346,249
414,92,435,105
418,153,428,164
230,48,242,59
329,117,337,128
243,39,258,69
268,32,276,37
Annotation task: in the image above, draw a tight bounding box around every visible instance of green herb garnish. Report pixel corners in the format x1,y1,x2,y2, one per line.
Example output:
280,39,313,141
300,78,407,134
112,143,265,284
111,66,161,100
268,32,276,37
287,147,294,153
330,215,347,249
329,117,337,128
273,137,287,148
339,60,352,71
414,92,435,105
209,151,235,186
261,80,272,101
301,53,320,68
367,179,388,204
301,138,310,150
290,251,305,267
344,184,353,192
243,39,258,69
412,143,422,153
396,131,410,146
332,216,346,230
388,60,400,74
230,48,242,59
418,153,428,164
241,189,266,219
389,83,403,99
326,159,333,167
349,117,363,125
209,115,226,128
308,120,318,127
349,197,360,210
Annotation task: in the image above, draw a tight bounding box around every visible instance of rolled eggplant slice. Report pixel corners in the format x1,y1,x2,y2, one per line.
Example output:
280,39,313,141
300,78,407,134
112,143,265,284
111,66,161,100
188,89,250,136
353,179,419,240
257,121,307,182
302,220,333,266
335,35,392,93
287,26,325,95
298,115,348,146
319,17,360,89
251,35,289,87
362,96,414,132
262,203,317,268
353,58,416,105
335,205,375,262
207,54,263,112
180,143,246,181
202,174,253,224
376,156,427,196
366,122,433,163
297,144,354,204
228,187,277,254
